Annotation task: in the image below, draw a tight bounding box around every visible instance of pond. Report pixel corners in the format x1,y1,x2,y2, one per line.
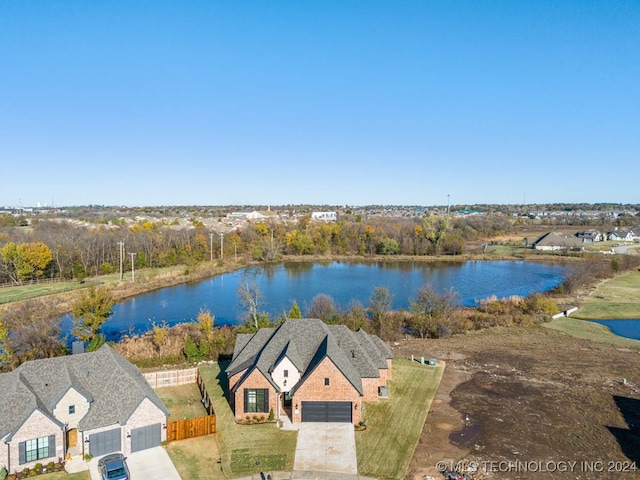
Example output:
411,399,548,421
63,260,568,342
589,319,640,341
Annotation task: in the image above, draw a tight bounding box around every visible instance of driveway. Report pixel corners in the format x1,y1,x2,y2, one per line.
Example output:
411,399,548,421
88,447,181,480
293,423,357,476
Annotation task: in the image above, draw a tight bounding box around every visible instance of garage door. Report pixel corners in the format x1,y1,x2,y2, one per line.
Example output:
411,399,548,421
89,428,121,457
131,423,162,453
301,401,352,422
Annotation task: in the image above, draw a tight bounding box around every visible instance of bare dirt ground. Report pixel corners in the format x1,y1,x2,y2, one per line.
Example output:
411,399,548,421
394,326,640,480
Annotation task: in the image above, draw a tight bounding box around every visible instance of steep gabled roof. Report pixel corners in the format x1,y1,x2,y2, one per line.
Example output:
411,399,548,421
228,319,392,397
0,345,169,439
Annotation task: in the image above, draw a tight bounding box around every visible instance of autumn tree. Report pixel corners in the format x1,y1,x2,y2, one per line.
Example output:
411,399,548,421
308,294,337,322
369,286,395,338
288,301,302,318
71,286,115,344
0,241,53,283
408,285,458,338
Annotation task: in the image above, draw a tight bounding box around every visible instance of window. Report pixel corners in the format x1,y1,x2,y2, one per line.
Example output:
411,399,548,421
19,436,54,464
69,405,75,415
324,378,330,386
284,369,289,378
244,388,269,413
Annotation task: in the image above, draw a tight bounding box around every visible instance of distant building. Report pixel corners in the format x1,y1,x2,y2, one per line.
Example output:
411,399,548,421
531,232,583,251
575,230,603,243
606,228,635,242
311,211,337,222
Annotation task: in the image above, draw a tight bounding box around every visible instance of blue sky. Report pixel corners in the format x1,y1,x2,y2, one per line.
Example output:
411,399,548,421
1,1,638,207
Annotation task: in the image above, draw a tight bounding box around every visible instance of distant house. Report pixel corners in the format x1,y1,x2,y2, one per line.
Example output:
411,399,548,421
226,318,392,425
0,345,169,474
606,228,635,242
575,230,604,243
311,211,337,222
531,232,583,251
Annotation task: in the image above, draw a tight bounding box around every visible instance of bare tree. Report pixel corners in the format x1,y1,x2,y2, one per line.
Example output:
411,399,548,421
237,281,263,329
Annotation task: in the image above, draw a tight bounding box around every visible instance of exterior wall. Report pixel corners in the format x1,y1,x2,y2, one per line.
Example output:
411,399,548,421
232,369,277,421
1,433,9,473
52,388,90,429
292,357,362,424
80,423,123,459
228,369,246,393
271,356,300,393
123,398,168,456
386,358,393,379
361,377,379,402
6,410,63,474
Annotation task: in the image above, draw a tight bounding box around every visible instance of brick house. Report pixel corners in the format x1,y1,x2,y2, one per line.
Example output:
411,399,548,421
0,345,169,474
226,318,393,424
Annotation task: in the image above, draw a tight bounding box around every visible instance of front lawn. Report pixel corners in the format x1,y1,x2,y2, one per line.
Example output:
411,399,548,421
198,363,298,477
165,435,226,480
356,358,445,479
156,383,208,420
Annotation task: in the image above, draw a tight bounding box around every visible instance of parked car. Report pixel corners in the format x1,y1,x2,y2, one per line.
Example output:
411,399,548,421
98,453,130,480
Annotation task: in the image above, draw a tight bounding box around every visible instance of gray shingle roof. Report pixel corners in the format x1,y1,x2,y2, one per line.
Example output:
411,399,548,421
227,318,392,397
0,345,169,440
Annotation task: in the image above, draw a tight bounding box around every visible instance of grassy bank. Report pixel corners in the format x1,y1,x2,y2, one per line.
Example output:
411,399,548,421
356,358,445,479
544,318,640,348
571,270,640,320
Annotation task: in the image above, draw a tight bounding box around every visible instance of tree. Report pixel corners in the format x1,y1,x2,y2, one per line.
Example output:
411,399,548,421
237,281,263,329
369,286,395,337
197,308,215,340
71,286,115,343
0,241,53,283
288,301,302,318
308,294,337,322
408,286,458,338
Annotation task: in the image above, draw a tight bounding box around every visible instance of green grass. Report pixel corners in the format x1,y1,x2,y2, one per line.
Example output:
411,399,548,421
356,358,445,479
157,384,208,420
544,318,640,349
165,435,226,480
572,270,640,320
198,363,298,477
0,281,85,304
543,317,640,349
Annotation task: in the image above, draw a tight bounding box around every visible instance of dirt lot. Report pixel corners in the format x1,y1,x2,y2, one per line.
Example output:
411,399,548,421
395,326,640,480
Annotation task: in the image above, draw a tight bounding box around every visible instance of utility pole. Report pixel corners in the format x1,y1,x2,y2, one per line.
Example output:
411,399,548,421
209,232,214,262
117,241,125,280
129,252,137,282
447,194,450,216
219,232,225,261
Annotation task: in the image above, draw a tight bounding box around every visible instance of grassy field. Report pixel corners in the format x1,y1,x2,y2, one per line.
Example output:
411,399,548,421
0,280,85,304
544,317,640,348
165,435,226,480
41,471,90,480
572,270,640,319
356,358,445,480
198,363,298,477
157,383,208,420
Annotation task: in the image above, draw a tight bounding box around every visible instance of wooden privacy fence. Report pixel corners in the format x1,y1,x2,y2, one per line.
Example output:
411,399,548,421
196,368,215,415
144,367,198,388
166,414,216,442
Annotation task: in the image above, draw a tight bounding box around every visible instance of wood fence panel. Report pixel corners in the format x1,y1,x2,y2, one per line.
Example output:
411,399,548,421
144,368,198,388
167,415,216,442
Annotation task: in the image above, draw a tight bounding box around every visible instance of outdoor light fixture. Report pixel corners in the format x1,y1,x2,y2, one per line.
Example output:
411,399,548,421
162,424,167,429
283,379,287,386
354,404,358,410
126,431,131,438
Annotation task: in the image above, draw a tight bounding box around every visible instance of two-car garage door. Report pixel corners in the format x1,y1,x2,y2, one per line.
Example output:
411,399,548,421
88,424,161,456
301,401,352,423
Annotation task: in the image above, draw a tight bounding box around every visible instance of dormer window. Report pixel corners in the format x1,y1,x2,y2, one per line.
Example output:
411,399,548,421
69,405,75,415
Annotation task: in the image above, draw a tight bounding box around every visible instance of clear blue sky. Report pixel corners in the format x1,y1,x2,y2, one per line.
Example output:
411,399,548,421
2,1,638,207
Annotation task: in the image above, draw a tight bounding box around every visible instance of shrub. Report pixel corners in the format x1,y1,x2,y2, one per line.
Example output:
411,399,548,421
268,408,274,421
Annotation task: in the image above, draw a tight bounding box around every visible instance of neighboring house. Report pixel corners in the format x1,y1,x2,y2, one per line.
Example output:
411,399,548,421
310,211,337,222
226,318,392,425
575,230,603,243
531,232,583,251
0,345,169,474
606,228,635,242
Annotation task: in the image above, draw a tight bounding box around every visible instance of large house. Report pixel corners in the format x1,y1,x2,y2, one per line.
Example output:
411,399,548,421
531,232,583,251
0,345,169,474
226,318,392,424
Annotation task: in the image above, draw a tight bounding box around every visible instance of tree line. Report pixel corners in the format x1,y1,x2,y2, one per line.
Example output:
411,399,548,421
0,214,515,284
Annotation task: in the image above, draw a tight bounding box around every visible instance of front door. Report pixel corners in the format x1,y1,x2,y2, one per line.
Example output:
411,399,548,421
66,428,80,457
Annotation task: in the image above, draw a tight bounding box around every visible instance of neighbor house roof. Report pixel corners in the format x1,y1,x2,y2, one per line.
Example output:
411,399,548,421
0,345,169,440
227,318,392,397
532,232,583,248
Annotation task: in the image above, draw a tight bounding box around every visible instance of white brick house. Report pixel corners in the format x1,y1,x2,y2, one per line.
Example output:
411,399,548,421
0,345,169,474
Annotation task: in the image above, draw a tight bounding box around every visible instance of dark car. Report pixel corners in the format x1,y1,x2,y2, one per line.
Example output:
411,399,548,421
97,453,130,480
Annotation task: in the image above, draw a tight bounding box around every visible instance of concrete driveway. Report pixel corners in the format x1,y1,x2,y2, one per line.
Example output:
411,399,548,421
293,423,357,476
88,447,181,480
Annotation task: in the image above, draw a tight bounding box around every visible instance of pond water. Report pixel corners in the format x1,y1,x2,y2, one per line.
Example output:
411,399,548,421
63,260,568,341
589,319,640,340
